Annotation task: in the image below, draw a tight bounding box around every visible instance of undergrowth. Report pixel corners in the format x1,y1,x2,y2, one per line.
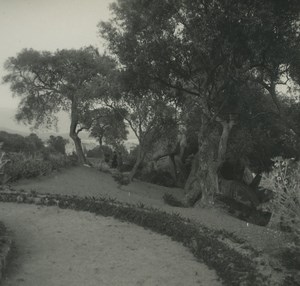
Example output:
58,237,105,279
163,193,185,207
2,153,77,183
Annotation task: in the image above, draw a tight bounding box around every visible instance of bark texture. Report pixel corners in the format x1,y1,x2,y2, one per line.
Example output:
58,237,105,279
129,146,145,182
70,99,87,165
184,116,235,207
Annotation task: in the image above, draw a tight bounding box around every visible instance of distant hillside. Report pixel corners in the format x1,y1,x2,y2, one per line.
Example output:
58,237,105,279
0,127,29,137
0,126,93,142
0,107,138,148
0,107,70,134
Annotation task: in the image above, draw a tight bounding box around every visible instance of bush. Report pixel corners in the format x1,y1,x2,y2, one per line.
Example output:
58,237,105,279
261,157,300,235
87,146,103,158
280,242,300,270
163,193,185,207
0,131,44,154
0,147,10,184
140,169,175,187
3,152,77,182
4,153,51,181
87,145,113,160
47,135,68,154
47,153,74,170
0,149,9,175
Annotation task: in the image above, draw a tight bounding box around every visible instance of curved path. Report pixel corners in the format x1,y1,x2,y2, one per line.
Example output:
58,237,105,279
0,203,221,286
14,166,288,252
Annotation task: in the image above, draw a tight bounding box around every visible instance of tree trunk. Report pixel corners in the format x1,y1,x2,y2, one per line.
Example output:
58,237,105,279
184,116,235,207
70,99,87,165
129,146,144,182
70,132,87,164
168,154,178,183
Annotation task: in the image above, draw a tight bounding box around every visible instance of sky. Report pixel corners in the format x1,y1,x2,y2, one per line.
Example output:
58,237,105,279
0,0,113,132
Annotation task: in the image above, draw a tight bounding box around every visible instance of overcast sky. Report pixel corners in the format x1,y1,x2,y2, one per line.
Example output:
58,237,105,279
0,0,113,109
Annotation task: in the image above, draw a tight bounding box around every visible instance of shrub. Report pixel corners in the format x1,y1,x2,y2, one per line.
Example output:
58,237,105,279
97,161,110,173
87,145,113,160
47,135,68,154
140,170,175,187
163,193,185,207
4,153,51,181
86,146,103,158
47,153,74,170
261,157,300,235
280,242,300,270
3,152,77,182
0,131,45,154
0,146,10,184
0,149,9,175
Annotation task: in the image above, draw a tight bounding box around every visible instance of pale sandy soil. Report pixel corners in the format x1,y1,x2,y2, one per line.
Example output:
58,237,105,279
0,203,221,286
14,166,289,252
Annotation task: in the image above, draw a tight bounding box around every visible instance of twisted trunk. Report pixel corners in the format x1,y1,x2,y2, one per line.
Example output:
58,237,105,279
184,116,235,207
129,146,145,182
69,99,87,165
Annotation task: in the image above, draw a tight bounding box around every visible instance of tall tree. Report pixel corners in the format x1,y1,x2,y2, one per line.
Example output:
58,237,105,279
109,91,178,181
100,0,300,205
3,47,116,164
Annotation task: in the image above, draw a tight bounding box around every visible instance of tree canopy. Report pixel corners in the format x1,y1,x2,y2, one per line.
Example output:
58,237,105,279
89,107,128,147
3,46,117,163
100,0,300,204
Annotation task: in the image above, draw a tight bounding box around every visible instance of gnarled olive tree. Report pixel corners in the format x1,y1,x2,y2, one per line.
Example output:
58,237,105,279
3,47,116,164
100,0,300,206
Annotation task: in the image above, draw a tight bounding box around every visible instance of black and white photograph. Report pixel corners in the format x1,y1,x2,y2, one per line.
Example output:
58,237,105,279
0,0,299,285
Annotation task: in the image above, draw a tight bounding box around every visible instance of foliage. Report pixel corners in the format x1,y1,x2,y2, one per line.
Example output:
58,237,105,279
0,221,6,237
163,193,185,207
119,92,178,152
47,135,69,155
111,170,130,186
0,131,45,154
0,188,273,286
280,241,300,285
0,144,9,176
100,0,300,204
86,146,104,158
89,107,128,147
112,92,178,180
3,47,116,163
123,145,139,169
261,157,300,235
100,0,299,120
280,242,300,270
4,153,51,181
3,47,114,129
140,169,175,188
86,145,113,162
3,152,76,182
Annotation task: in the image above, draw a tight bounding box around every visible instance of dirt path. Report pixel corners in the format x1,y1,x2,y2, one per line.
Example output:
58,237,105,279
0,203,221,286
14,166,288,252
